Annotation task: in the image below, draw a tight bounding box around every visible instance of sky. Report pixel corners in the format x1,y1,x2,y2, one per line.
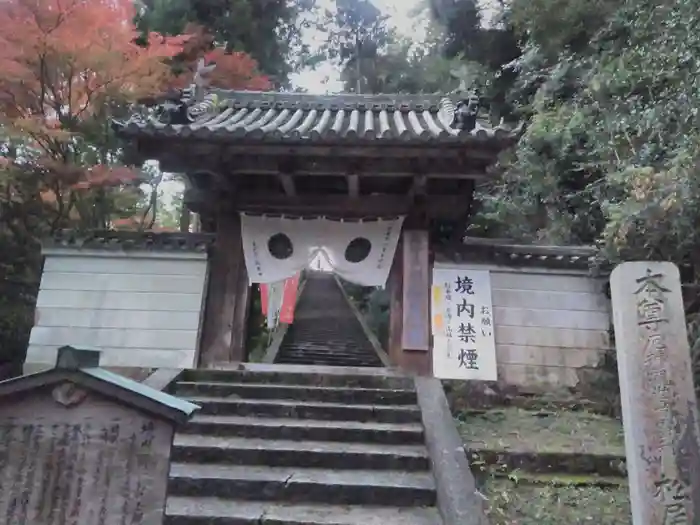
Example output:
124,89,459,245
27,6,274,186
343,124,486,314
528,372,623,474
290,0,427,93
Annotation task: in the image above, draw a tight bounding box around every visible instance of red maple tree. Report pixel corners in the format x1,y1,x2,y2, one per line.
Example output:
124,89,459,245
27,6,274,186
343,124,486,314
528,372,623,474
0,0,190,230
173,23,272,92
0,1,271,233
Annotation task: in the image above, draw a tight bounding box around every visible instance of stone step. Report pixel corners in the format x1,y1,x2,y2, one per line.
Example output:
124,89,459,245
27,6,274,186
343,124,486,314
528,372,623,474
276,347,379,356
276,349,377,359
279,348,371,354
279,344,373,352
166,497,442,525
168,464,436,506
184,397,422,423
179,415,424,444
274,359,381,368
171,435,430,470
286,330,368,336
274,356,379,363
174,382,416,405
280,342,371,349
285,333,368,340
274,356,380,367
180,366,413,390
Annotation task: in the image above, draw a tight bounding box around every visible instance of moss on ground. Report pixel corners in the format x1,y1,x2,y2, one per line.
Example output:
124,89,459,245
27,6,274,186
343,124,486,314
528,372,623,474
456,406,630,523
483,479,631,525
457,407,625,456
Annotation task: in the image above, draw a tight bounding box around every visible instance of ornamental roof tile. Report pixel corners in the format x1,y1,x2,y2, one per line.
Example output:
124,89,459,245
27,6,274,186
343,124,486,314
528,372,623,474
114,90,522,145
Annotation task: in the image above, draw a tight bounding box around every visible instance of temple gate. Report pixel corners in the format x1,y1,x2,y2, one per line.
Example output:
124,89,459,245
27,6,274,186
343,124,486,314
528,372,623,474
112,87,519,375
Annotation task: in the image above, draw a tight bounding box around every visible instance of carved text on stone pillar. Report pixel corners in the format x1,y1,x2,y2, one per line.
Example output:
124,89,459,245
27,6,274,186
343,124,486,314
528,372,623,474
612,262,700,525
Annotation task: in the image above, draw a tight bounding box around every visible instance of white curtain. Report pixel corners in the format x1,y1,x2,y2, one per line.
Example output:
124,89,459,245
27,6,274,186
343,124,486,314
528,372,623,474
240,213,404,286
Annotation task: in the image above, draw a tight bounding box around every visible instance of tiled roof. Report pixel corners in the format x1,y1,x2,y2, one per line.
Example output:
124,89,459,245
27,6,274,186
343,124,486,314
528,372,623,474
114,90,521,145
43,230,215,253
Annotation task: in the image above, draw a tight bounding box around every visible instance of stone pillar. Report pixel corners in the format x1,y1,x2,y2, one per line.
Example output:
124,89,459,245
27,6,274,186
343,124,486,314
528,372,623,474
199,212,250,366
610,261,700,524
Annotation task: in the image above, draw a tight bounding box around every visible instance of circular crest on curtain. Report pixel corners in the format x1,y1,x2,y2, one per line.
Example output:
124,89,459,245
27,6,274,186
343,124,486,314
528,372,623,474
344,237,372,263
267,233,294,260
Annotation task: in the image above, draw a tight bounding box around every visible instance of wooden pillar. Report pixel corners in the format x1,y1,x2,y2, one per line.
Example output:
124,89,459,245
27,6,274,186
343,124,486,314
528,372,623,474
232,254,251,359
401,228,432,375
388,228,432,375
198,212,250,367
388,238,403,367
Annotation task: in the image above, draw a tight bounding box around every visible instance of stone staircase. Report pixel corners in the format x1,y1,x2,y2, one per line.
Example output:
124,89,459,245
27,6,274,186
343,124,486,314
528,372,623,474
165,365,442,524
274,272,384,368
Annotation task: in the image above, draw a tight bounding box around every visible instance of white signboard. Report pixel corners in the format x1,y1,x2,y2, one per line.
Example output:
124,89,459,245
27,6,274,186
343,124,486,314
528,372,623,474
431,266,497,381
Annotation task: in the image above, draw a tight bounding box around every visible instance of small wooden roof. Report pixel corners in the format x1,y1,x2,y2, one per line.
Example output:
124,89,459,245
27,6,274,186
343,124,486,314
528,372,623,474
0,347,199,424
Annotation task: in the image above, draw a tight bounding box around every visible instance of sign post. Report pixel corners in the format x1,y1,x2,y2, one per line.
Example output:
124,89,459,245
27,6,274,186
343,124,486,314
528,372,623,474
611,261,700,524
431,266,497,381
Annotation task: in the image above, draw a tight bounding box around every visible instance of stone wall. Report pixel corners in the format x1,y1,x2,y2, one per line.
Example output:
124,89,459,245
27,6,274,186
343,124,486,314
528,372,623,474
444,262,611,389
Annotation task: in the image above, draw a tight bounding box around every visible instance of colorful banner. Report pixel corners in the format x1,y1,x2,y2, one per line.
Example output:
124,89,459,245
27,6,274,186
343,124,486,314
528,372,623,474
260,283,269,315
279,273,300,324
431,266,497,381
260,273,300,328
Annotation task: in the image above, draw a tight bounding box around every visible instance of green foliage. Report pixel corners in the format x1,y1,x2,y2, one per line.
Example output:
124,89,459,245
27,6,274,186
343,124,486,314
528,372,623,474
439,0,700,401
314,1,463,95
320,0,392,94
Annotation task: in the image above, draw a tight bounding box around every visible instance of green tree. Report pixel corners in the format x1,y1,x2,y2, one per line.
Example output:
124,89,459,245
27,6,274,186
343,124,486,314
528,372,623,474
427,0,521,119
321,0,393,94
465,0,700,399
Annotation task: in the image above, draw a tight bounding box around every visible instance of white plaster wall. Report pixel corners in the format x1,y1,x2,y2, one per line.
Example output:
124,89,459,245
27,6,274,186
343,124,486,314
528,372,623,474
25,249,209,372
440,263,611,389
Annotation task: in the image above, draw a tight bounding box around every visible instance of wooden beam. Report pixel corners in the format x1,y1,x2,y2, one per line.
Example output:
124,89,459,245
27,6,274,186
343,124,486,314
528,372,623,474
231,254,251,359
198,213,247,366
146,140,502,164
278,173,297,196
388,239,404,367
400,229,432,376
228,168,487,180
186,188,476,220
220,144,503,161
233,193,412,218
347,174,359,198
409,175,427,198
160,147,493,180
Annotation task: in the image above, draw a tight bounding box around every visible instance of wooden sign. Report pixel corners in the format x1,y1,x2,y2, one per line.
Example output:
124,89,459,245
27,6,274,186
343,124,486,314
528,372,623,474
611,262,700,524
432,266,497,381
0,396,173,525
0,348,198,525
